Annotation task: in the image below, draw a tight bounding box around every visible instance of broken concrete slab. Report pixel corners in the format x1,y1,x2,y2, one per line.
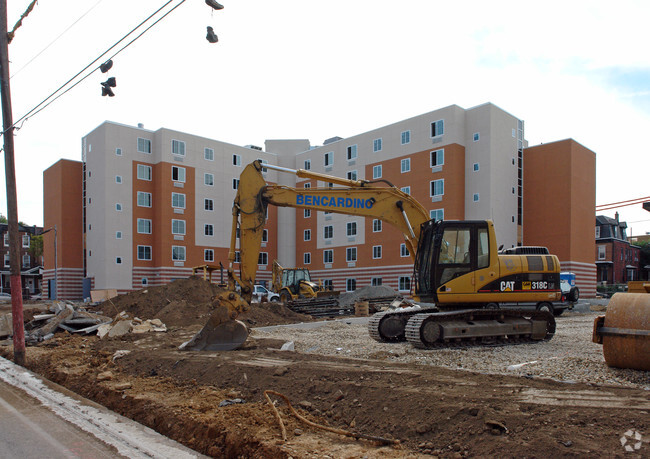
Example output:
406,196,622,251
107,320,133,338
0,313,13,338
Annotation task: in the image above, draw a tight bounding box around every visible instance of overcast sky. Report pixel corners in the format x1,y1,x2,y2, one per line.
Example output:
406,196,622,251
1,0,649,235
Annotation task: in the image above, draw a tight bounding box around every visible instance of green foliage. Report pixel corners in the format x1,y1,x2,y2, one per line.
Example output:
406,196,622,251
29,234,44,261
0,214,6,223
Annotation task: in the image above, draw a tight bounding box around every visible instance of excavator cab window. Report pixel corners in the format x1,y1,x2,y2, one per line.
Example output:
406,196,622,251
437,227,472,285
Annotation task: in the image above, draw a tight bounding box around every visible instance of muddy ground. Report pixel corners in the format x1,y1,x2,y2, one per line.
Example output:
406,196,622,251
2,278,649,458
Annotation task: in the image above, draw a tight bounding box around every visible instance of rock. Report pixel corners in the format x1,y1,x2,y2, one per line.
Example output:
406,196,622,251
219,398,245,407
274,367,289,377
112,350,131,361
108,320,133,337
97,323,112,339
114,382,132,390
294,428,303,436
299,401,313,410
97,371,114,381
334,390,345,401
0,313,13,338
132,322,154,334
280,341,295,351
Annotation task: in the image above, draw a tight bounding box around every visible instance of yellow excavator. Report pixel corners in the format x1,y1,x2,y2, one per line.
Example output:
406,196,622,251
182,160,561,351
271,260,331,303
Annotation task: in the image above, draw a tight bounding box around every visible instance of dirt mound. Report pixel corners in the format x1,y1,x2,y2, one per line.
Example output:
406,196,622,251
96,277,312,328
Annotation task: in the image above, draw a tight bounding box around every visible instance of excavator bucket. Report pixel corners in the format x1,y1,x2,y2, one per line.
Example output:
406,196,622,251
180,291,250,351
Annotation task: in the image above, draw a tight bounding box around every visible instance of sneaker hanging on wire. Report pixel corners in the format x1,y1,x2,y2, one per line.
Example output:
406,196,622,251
206,26,218,43
205,0,224,10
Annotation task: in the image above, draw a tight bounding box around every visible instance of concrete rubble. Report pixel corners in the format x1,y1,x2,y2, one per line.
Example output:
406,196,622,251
24,302,167,343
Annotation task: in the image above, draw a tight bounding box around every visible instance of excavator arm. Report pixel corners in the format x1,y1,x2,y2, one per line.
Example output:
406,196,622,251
182,160,430,351
230,160,430,303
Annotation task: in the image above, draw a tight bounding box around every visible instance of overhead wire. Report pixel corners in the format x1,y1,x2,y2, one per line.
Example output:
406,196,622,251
11,0,106,79
3,0,186,138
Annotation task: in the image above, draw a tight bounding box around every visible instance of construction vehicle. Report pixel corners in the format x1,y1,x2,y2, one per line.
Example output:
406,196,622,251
271,260,329,303
183,160,559,351
592,281,650,371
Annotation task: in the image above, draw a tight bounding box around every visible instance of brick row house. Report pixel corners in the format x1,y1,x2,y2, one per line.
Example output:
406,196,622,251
595,214,642,284
0,223,44,297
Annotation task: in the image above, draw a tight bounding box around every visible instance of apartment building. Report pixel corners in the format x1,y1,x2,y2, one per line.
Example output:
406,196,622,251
43,103,597,299
595,213,641,284
0,223,43,296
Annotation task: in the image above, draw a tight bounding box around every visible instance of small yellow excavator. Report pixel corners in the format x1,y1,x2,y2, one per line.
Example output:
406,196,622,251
182,160,562,351
271,260,330,303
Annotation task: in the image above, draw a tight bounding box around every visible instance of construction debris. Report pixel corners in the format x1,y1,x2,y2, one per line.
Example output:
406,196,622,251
25,301,112,343
0,312,13,338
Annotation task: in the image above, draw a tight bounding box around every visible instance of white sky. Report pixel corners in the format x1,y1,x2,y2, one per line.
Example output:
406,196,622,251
1,0,649,235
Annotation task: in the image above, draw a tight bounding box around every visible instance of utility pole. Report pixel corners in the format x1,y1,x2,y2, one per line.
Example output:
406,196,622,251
0,0,25,366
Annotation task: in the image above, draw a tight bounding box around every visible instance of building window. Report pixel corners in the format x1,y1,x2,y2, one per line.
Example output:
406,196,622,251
373,245,382,259
137,138,151,153
137,219,152,234
430,179,444,197
473,132,480,142
116,148,122,156
3,233,8,246
204,148,214,160
598,245,606,260
258,252,268,265
204,249,214,262
304,209,311,218
400,243,410,257
346,247,357,262
115,175,122,184
304,229,311,241
205,224,214,236
116,231,122,239
3,253,9,266
324,249,333,264
346,278,356,292
346,222,357,236
304,252,311,264
304,182,311,189
205,173,214,186
373,165,382,179
371,277,382,286
324,151,333,167
473,193,480,202
171,192,185,209
233,178,240,189
347,145,357,160
595,226,601,238
22,234,30,247
401,158,411,173
116,257,122,264
399,276,411,292
473,163,479,172
137,191,152,207
22,254,30,268
172,166,185,182
324,225,333,239
431,119,444,137
234,251,241,263
172,246,186,261
347,170,357,181
401,186,410,195
116,203,122,211
171,219,186,235
373,219,382,232
137,245,152,261
431,149,444,167
304,159,311,170
373,138,382,152
232,154,241,166
137,164,152,181
171,139,185,156
430,209,444,221
323,279,333,290
401,130,410,145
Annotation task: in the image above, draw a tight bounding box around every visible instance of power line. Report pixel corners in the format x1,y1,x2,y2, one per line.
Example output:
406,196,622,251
3,0,186,137
596,196,650,210
11,0,105,79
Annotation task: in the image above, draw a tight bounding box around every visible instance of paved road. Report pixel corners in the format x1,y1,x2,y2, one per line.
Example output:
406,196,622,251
0,356,206,459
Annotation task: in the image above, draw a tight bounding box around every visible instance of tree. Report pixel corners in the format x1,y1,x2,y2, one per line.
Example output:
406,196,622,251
0,213,6,223
29,234,43,264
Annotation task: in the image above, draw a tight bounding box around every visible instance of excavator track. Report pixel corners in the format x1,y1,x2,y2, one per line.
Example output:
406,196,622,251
405,309,556,349
368,308,437,342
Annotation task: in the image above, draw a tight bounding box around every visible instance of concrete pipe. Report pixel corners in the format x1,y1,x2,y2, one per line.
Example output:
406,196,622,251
592,293,650,371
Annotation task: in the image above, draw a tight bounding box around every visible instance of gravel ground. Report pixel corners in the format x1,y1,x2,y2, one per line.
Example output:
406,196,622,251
253,309,650,390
